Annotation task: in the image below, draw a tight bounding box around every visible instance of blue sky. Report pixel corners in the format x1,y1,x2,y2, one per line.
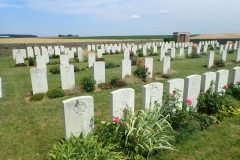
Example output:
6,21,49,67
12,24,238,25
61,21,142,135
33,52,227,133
0,0,239,36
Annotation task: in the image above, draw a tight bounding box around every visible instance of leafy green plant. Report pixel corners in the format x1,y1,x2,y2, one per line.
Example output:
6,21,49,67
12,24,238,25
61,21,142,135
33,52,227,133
110,77,127,88
74,65,80,72
134,59,149,80
214,59,225,68
49,133,124,160
46,88,65,99
30,93,45,101
49,65,60,74
81,76,96,92
28,57,35,66
228,49,234,54
225,82,240,100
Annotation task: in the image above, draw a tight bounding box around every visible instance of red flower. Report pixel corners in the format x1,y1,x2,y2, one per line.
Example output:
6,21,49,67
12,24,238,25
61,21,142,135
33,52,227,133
185,98,192,105
112,116,120,123
137,59,143,63
129,50,134,54
223,84,228,89
169,92,174,97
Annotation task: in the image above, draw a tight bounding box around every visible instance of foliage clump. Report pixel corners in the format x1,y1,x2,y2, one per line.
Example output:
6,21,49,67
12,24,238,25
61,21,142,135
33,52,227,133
81,76,96,92
47,88,65,99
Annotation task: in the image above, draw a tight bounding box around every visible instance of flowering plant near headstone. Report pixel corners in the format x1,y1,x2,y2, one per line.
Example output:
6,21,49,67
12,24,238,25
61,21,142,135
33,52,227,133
225,82,240,100
134,59,150,80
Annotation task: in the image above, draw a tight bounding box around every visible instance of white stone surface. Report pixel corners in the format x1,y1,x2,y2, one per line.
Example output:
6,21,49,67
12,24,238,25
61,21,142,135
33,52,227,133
36,55,47,68
201,72,216,92
208,51,215,68
19,49,27,59
60,55,69,66
15,51,25,64
27,47,34,58
236,48,240,62
88,52,96,68
142,82,163,109
144,57,153,78
166,78,184,110
184,75,201,111
54,46,61,56
93,62,105,84
124,50,130,60
63,96,94,139
232,66,240,85
121,60,131,79
179,47,184,57
30,67,48,94
162,56,171,75
171,48,176,59
34,47,41,56
110,88,135,119
60,65,75,90
221,50,227,62
77,47,83,62
215,69,229,92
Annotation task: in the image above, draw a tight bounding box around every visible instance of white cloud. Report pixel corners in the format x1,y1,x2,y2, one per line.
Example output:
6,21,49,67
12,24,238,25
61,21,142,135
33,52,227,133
160,10,170,14
131,14,141,20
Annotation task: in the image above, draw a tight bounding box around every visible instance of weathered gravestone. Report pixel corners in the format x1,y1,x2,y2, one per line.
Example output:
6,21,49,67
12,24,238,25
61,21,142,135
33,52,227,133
30,67,48,94
93,62,105,84
236,48,240,62
179,47,184,57
144,57,153,78
162,56,171,75
171,48,176,59
221,50,227,62
110,88,135,119
166,78,184,110
36,55,46,68
184,75,201,111
201,72,216,92
54,46,61,56
34,47,41,56
231,66,240,85
60,65,75,90
63,96,94,139
60,55,69,66
215,69,229,92
15,52,25,64
121,60,131,79
77,47,83,62
208,51,215,68
142,82,163,110
27,47,34,58
88,52,96,68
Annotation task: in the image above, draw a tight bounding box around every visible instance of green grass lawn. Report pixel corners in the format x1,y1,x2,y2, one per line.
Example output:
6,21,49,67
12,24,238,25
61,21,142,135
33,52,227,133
0,49,239,159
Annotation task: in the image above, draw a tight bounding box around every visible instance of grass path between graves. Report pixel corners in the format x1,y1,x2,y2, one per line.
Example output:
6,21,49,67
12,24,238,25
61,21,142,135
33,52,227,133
0,50,240,159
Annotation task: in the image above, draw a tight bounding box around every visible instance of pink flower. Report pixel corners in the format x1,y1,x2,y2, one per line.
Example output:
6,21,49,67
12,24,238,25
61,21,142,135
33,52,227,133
129,50,134,54
223,84,228,89
185,98,192,105
112,116,120,123
169,92,175,97
137,59,143,63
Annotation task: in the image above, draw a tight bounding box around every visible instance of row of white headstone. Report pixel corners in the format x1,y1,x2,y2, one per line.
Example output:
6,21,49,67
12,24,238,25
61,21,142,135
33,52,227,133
62,66,240,139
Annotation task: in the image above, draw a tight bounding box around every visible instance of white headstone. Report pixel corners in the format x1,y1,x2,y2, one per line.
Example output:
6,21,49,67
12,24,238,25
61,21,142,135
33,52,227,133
124,50,130,60
215,69,229,92
60,55,69,66
36,55,47,68
171,48,176,59
30,67,48,94
15,52,25,64
144,57,153,78
231,66,240,85
54,46,61,56
63,96,94,139
121,60,131,79
88,52,96,68
179,47,184,57
208,51,215,68
142,82,163,109
201,72,216,92
93,62,105,84
34,47,41,56
166,78,184,110
27,47,34,58
110,88,135,119
162,56,171,75
60,65,75,90
77,47,83,62
221,50,227,62
184,75,201,111
236,48,240,62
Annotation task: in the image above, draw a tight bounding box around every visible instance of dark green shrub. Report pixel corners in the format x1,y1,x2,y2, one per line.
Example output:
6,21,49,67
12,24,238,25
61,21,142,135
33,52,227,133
214,59,225,68
81,76,96,92
96,57,105,61
225,82,240,100
110,77,127,87
49,66,60,74
208,45,214,50
28,57,35,66
15,63,26,67
138,53,143,57
105,62,120,69
134,60,149,80
74,65,80,72
48,61,59,65
50,55,60,59
228,49,234,54
74,57,79,63
30,93,45,101
47,88,65,99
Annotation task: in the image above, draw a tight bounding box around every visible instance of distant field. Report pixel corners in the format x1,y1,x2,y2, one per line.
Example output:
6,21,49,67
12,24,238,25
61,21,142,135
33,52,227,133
0,35,171,44
190,33,240,40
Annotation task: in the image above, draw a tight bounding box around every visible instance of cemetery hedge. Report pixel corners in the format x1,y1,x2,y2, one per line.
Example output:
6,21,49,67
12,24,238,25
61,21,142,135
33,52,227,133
0,48,240,159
